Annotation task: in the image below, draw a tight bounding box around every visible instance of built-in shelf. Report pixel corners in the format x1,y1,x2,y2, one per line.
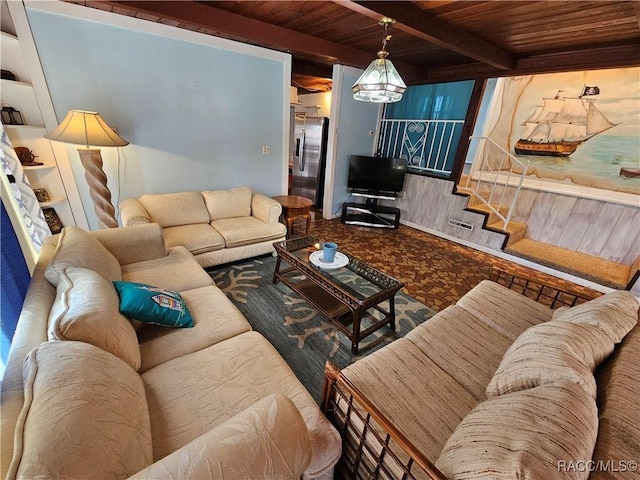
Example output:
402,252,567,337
1,78,32,89
21,163,55,171
1,124,46,130
39,196,66,207
2,21,75,235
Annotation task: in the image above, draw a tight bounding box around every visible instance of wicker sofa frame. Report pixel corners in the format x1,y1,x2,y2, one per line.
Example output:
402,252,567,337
320,267,599,480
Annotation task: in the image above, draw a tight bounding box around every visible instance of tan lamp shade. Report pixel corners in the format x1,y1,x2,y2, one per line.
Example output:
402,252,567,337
44,110,128,147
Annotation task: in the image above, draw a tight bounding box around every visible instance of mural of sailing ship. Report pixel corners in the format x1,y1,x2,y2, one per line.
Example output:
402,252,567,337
514,85,618,157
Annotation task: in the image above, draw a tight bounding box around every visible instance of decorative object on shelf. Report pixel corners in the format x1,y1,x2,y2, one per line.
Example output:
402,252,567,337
352,17,406,104
45,109,129,229
14,146,43,166
42,207,63,234
33,187,51,203
1,105,24,125
1,69,17,81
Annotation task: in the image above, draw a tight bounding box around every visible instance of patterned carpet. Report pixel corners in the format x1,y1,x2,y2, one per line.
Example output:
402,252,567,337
209,256,437,403
303,218,599,311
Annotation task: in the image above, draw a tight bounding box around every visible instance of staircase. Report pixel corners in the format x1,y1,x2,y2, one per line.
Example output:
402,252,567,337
456,180,638,291
458,186,527,248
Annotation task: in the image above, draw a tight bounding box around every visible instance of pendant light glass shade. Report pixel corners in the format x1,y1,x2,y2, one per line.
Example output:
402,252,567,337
352,18,406,103
352,51,406,103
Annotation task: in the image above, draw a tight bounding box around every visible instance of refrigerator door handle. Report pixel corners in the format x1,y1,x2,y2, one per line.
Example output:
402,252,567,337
299,129,306,171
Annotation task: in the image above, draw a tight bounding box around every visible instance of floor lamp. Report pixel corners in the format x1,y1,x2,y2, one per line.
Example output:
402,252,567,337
45,110,128,229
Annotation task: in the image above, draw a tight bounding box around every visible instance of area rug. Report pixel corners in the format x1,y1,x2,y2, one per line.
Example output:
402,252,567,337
208,255,437,403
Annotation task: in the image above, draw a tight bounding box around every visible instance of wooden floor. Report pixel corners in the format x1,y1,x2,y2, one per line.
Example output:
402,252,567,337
305,218,599,311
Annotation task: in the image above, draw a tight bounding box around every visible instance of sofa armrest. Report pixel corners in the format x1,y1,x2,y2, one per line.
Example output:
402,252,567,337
252,192,282,224
120,198,152,227
128,394,311,479
322,361,448,480
91,224,167,266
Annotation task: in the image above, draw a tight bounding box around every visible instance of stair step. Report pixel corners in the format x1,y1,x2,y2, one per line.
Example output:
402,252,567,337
455,185,473,196
466,202,508,225
488,220,527,246
505,238,636,290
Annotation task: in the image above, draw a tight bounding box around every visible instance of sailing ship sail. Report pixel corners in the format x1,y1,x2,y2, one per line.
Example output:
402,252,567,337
515,86,618,157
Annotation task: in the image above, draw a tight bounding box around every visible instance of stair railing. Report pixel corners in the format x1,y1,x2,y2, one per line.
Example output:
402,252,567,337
465,136,529,230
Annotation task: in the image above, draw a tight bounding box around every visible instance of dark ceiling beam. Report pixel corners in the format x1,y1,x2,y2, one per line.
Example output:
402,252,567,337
103,1,427,82
292,61,334,80
339,1,518,70
632,2,640,30
425,44,640,83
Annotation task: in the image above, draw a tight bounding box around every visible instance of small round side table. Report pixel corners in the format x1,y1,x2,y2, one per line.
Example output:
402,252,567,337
272,195,314,236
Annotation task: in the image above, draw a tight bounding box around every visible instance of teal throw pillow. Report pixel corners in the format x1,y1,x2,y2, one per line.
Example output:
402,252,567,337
113,281,194,328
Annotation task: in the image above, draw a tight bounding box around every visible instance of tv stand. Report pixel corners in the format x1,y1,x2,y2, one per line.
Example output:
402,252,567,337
341,197,400,229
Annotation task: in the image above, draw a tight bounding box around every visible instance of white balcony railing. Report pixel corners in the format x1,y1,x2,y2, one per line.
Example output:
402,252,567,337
377,119,464,176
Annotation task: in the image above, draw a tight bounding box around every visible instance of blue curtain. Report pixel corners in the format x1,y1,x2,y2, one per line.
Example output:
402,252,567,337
385,80,474,120
1,199,31,367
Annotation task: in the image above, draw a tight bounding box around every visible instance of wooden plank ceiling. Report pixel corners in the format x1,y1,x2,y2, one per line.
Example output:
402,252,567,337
69,1,640,92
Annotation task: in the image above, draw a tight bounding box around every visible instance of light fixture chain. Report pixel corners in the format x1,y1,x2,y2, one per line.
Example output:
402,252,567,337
382,21,388,50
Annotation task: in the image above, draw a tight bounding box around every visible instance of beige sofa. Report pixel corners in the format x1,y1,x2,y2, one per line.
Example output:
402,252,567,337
1,224,341,479
120,187,287,268
323,280,639,479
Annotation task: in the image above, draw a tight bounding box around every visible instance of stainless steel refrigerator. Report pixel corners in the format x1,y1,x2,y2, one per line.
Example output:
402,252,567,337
291,116,328,208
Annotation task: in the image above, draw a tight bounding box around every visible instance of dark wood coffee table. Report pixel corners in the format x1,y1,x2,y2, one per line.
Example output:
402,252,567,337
272,236,403,354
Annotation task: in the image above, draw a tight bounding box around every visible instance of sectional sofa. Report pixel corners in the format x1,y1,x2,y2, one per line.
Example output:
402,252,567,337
119,187,287,268
1,224,341,479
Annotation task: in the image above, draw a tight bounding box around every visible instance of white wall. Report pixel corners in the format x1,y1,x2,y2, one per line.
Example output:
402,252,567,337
295,92,332,118
25,2,291,230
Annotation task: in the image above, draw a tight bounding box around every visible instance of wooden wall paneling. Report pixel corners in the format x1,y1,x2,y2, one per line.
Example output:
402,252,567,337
523,191,557,242
538,194,578,246
433,181,458,229
596,206,640,265
510,187,538,223
577,202,627,257
555,197,603,252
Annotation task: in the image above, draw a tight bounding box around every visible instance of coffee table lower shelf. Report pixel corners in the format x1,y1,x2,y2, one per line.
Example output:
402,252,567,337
274,269,397,354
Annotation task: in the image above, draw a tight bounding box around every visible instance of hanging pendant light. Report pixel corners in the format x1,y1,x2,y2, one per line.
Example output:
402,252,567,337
352,18,407,103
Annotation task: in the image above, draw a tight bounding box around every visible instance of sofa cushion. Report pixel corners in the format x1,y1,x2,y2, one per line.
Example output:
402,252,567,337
212,216,287,248
455,280,552,341
342,336,480,463
485,321,611,399
7,341,152,480
436,381,598,480
590,325,640,480
44,226,122,287
404,305,515,402
48,267,141,370
114,281,194,328
138,192,210,227
129,394,312,480
121,246,213,292
162,223,225,255
137,285,252,371
552,290,639,343
203,186,252,220
141,331,341,479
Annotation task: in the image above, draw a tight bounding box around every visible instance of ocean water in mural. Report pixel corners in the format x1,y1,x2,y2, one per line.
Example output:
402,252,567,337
517,135,640,194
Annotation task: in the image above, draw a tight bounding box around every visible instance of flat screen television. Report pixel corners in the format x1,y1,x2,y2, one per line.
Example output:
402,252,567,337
347,155,407,197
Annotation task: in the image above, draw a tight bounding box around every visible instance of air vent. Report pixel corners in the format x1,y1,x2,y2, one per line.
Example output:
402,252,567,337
448,218,474,231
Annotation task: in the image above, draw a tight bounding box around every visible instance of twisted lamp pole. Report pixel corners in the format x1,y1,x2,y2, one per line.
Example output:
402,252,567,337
45,110,128,229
